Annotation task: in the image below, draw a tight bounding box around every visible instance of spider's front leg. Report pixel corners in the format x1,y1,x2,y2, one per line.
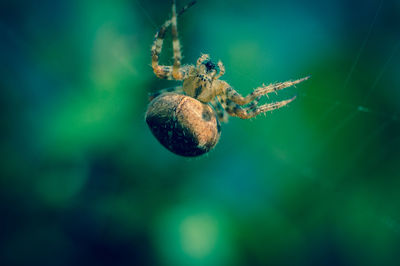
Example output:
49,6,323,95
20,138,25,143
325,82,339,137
151,1,196,80
151,17,173,79
171,0,183,80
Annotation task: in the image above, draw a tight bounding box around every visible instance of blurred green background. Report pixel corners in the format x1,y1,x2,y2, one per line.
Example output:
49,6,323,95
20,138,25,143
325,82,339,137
1,0,399,265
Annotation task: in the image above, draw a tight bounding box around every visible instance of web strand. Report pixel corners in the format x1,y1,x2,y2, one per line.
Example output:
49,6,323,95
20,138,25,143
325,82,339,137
301,93,399,123
362,39,400,105
134,0,158,29
342,0,383,91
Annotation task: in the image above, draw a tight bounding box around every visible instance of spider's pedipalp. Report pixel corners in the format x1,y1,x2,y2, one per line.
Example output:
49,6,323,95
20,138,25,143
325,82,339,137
223,96,297,119
197,54,210,66
213,60,225,80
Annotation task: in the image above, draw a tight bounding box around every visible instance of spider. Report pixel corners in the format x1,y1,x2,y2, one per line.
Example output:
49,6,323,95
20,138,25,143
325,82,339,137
145,0,309,157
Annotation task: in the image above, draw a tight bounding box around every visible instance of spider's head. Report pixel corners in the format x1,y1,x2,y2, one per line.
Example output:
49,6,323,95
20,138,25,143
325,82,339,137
194,54,225,83
198,59,220,78
204,60,219,73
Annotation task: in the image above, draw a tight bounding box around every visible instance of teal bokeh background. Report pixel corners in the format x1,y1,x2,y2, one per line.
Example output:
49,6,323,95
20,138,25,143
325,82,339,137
1,0,399,265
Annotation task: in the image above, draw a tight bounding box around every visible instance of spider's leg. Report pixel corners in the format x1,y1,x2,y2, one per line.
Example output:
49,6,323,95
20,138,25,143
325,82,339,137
216,77,309,105
247,95,262,109
148,86,183,101
171,0,183,79
151,1,196,80
221,95,296,119
251,76,310,99
211,97,229,122
151,17,172,79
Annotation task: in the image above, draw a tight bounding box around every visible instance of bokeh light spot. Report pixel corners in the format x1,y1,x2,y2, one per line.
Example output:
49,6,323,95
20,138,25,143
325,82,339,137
179,213,218,259
154,204,235,266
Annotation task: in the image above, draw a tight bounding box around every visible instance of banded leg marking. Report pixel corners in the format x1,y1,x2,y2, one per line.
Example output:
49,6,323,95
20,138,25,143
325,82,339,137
221,76,309,105
151,1,196,80
221,95,297,119
172,0,183,79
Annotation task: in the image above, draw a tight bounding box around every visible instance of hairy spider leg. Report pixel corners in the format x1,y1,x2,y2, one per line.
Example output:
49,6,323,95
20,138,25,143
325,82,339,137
151,1,196,80
216,76,310,106
151,17,172,79
247,95,262,109
219,95,297,119
210,97,228,122
148,86,183,101
171,0,183,79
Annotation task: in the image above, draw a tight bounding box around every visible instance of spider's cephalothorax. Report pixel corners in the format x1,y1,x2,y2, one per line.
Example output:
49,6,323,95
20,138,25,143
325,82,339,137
146,0,310,157
183,55,224,103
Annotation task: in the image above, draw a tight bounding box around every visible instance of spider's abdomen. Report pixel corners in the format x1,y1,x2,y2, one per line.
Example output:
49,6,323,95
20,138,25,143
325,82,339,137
145,93,221,157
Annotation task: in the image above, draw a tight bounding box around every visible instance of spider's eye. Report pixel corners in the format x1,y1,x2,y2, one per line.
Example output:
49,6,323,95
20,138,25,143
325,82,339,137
204,60,216,72
203,60,220,75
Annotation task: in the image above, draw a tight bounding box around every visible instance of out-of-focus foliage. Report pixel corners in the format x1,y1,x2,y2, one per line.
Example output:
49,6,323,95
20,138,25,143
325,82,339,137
1,0,399,265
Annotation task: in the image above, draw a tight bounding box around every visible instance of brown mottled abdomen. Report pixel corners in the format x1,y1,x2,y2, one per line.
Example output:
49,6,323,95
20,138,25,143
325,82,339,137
145,93,221,157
